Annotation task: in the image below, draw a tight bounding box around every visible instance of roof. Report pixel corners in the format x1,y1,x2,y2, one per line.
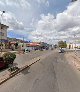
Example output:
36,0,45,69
27,42,41,47
10,41,17,44
0,23,9,28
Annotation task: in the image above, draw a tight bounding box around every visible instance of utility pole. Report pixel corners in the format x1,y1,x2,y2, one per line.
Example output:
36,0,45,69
23,37,24,47
0,25,3,53
74,34,77,55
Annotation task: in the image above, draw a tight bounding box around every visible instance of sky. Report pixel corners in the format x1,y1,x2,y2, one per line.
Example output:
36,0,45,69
0,0,80,44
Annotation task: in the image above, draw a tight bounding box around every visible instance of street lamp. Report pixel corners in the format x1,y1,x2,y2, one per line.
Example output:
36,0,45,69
0,11,5,55
1,11,5,17
74,34,77,55
23,37,24,47
72,27,79,55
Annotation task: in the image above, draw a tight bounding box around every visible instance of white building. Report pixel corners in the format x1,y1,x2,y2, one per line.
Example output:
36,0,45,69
67,43,80,49
0,23,9,48
0,23,9,40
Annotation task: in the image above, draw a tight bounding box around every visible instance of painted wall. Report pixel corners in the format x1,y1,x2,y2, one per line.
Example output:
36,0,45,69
0,25,7,40
67,43,80,49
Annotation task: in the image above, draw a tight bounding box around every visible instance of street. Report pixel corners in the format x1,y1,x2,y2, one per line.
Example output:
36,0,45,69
0,50,80,92
14,50,53,67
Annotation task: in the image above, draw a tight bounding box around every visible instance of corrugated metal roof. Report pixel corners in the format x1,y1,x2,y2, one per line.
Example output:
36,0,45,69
27,42,40,47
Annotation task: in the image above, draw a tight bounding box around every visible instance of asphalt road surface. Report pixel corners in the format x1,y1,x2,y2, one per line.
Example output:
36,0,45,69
0,50,80,92
14,50,53,67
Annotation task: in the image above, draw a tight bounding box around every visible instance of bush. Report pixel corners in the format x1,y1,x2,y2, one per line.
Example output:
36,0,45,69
0,43,3,46
2,52,16,65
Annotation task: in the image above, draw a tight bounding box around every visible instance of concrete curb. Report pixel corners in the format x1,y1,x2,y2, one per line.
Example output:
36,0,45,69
0,58,40,85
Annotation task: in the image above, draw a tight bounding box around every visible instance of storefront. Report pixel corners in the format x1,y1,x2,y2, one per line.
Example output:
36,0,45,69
26,42,41,50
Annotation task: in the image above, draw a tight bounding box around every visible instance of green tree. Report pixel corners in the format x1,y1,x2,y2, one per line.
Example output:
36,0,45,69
58,41,67,48
2,52,16,65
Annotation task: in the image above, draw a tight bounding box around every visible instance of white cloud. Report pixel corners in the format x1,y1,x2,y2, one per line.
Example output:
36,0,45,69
30,0,80,44
37,0,49,7
18,0,31,8
0,1,5,6
0,11,24,30
46,1,49,7
0,0,31,9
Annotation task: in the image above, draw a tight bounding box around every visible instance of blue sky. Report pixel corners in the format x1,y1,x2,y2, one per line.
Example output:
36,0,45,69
0,0,69,39
0,0,80,43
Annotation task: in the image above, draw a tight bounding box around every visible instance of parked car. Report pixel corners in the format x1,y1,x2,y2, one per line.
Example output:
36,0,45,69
0,57,6,69
0,62,6,69
25,49,30,53
59,49,65,53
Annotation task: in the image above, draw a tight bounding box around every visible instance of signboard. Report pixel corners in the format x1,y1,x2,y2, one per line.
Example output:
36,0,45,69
0,39,8,42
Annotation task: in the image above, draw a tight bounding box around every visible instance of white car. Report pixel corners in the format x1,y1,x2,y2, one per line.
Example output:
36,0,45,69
59,48,65,53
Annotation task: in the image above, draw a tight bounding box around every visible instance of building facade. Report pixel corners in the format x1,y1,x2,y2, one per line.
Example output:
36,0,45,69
0,23,9,49
67,43,80,49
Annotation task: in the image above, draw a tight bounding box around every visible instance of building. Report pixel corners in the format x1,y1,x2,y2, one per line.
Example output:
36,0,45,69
0,23,9,49
67,43,80,49
26,42,50,50
0,23,9,41
26,42,40,50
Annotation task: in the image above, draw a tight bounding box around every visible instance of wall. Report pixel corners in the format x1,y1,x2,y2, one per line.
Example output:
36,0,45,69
0,25,7,40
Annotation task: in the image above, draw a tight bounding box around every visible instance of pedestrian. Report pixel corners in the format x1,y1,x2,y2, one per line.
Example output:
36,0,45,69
11,44,14,51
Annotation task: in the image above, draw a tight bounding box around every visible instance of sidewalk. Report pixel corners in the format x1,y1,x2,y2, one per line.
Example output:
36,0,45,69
0,53,40,85
65,52,80,70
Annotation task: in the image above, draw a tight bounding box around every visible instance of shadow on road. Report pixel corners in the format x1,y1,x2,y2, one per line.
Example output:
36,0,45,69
0,68,7,72
13,63,18,66
21,66,30,75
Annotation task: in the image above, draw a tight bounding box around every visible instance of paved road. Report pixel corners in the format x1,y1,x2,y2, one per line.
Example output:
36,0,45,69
0,50,80,92
54,53,80,92
14,50,53,67
0,50,52,77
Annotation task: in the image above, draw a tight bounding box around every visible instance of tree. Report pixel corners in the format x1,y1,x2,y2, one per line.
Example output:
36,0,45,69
58,41,67,48
2,52,16,65
15,42,18,49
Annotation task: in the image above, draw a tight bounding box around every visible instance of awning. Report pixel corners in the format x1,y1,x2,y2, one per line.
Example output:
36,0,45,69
27,42,40,47
0,39,8,43
10,41,17,44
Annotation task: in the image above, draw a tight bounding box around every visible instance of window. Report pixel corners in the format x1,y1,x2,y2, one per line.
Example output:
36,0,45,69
0,32,4,36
